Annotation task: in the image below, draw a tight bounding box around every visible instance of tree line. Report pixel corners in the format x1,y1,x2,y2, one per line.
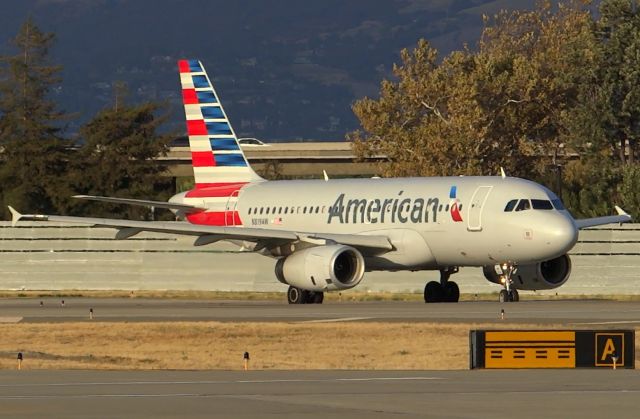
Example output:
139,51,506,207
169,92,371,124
350,0,640,219
0,18,172,220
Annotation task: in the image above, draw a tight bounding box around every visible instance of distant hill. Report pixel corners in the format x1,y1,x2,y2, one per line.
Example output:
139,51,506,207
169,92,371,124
0,0,539,141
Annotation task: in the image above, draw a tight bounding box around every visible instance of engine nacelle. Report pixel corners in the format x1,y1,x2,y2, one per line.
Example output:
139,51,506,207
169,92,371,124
275,245,365,291
483,254,572,291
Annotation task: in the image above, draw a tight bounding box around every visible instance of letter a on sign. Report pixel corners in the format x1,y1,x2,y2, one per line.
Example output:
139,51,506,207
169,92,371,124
595,333,624,366
600,338,616,361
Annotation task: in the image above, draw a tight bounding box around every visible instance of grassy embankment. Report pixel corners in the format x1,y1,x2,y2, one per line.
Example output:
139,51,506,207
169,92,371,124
1,322,638,370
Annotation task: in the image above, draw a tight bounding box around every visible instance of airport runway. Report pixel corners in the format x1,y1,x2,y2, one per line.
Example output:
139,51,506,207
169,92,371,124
1,299,640,325
0,369,638,418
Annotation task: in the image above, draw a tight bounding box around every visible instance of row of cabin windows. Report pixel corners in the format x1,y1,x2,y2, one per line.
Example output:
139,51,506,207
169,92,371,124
248,206,325,216
504,198,564,212
247,203,463,216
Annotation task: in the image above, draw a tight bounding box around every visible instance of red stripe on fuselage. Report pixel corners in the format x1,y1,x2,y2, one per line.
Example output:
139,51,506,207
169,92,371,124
182,88,198,104
186,211,242,226
191,151,215,167
185,182,248,198
187,120,207,135
178,60,191,73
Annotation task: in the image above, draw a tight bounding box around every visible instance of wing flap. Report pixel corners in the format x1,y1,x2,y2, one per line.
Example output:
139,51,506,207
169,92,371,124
304,233,393,251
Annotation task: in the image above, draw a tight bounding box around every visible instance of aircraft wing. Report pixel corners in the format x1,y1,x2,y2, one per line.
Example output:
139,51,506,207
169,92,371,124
574,206,632,229
73,195,206,213
8,207,393,253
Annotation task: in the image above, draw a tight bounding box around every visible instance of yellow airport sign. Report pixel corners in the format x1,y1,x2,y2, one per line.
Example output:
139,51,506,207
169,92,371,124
470,330,634,369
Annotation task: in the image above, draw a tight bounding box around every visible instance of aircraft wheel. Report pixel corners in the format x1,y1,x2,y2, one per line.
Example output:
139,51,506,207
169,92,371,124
443,282,460,303
287,286,305,304
509,289,519,302
499,289,509,303
424,281,443,303
309,291,324,304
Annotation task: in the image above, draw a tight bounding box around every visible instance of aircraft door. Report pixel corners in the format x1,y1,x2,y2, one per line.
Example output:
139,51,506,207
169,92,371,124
467,186,492,231
225,190,240,226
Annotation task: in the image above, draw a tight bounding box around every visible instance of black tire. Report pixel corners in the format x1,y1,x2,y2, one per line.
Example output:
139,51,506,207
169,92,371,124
443,282,460,303
499,289,509,303
509,289,519,302
287,286,304,304
311,292,324,304
424,281,443,303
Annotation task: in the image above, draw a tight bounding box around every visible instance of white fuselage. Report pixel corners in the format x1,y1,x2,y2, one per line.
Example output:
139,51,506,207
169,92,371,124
171,176,578,270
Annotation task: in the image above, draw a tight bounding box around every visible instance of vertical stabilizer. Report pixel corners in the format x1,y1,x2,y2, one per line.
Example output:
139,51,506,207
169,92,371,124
178,59,263,189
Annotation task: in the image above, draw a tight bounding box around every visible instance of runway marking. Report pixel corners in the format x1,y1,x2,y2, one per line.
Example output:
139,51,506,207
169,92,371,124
572,320,640,325
0,376,443,388
0,317,22,323
299,316,373,323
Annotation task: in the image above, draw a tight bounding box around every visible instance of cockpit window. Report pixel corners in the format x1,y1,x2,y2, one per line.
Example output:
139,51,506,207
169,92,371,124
515,199,531,211
531,199,553,210
504,199,518,212
551,199,565,210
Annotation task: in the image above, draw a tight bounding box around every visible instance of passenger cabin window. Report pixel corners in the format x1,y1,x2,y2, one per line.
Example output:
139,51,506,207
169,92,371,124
531,199,553,210
504,199,518,212
515,199,531,212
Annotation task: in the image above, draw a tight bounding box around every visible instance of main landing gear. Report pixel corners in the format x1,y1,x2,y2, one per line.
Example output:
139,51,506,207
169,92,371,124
424,267,460,303
497,262,519,303
287,286,324,304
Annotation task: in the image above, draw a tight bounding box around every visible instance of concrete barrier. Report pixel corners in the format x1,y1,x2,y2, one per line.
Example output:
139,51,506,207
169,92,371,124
0,222,638,294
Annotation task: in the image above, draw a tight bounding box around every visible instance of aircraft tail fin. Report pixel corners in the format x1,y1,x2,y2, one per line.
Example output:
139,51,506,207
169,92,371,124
178,59,263,189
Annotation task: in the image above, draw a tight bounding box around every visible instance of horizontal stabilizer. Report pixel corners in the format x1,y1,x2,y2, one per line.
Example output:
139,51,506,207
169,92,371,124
73,195,205,213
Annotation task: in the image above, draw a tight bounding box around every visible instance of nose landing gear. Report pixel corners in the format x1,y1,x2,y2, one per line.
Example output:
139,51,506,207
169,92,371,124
497,262,519,302
424,267,460,303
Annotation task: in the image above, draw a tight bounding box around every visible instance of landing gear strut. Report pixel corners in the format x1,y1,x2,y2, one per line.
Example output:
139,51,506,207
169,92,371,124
424,267,460,303
287,286,324,304
497,262,519,303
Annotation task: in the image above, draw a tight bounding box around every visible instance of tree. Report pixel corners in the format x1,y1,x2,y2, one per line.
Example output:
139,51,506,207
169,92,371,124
67,84,172,219
0,18,72,217
591,0,640,165
350,2,596,181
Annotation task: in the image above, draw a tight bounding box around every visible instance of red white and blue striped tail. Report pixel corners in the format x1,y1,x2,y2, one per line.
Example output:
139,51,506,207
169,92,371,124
178,59,263,190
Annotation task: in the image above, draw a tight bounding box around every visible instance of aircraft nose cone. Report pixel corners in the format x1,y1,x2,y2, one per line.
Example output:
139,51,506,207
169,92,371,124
543,215,578,255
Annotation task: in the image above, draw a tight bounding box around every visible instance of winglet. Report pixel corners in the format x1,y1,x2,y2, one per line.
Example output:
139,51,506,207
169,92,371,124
323,170,329,181
500,167,506,179
615,205,629,216
8,206,22,227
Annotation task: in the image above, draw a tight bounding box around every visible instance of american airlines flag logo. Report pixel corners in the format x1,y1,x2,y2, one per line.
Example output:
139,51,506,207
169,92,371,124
449,186,463,222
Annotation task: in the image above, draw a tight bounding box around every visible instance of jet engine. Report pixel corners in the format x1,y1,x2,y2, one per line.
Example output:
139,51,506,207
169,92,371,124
482,254,572,291
275,245,365,292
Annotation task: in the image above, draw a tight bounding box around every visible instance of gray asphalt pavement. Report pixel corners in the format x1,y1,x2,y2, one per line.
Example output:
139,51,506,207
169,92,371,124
2,298,640,325
0,369,638,418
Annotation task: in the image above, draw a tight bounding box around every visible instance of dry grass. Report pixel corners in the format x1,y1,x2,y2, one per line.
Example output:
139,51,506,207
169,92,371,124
3,322,636,371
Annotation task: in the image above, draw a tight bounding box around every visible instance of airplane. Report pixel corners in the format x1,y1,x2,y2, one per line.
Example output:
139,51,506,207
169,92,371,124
9,59,632,304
